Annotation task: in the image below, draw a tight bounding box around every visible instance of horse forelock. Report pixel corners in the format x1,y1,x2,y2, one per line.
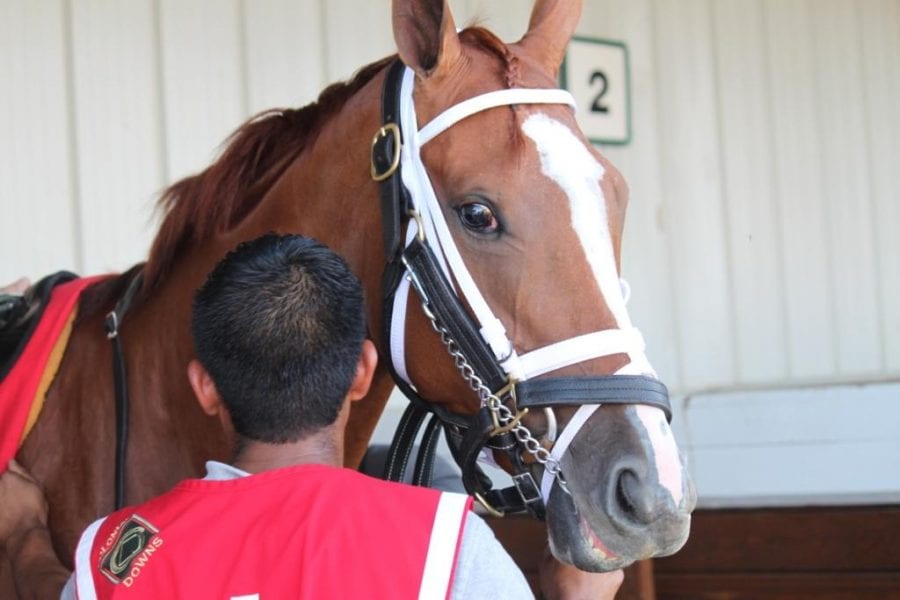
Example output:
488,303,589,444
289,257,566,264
459,27,521,88
457,27,529,150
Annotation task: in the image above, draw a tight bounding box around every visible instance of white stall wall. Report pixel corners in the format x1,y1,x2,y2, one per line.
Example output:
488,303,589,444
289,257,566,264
2,0,898,506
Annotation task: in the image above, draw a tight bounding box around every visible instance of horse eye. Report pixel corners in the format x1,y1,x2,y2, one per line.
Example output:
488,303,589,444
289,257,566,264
457,203,499,234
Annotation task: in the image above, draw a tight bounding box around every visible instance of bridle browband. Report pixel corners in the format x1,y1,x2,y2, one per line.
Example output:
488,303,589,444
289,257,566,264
372,60,672,517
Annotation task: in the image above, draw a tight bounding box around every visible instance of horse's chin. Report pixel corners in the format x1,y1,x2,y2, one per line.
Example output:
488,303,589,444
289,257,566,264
544,479,691,573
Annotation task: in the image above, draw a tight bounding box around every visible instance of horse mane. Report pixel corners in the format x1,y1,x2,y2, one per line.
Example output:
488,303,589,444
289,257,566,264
79,27,518,320
142,56,397,294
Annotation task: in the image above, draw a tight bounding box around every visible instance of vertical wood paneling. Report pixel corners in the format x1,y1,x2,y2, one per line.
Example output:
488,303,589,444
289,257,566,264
652,0,735,390
68,0,163,274
810,0,882,376
158,0,246,181
711,1,788,384
452,0,532,42
242,0,326,114
859,0,900,372
763,0,837,379
320,1,393,84
0,0,78,283
581,0,683,391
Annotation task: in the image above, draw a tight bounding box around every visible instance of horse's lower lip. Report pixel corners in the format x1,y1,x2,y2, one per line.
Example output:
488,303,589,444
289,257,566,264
580,514,617,560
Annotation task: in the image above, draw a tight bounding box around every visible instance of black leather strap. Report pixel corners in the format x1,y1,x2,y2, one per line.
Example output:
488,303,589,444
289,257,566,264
383,402,429,482
516,375,672,422
403,239,508,393
452,408,546,518
108,333,129,510
373,59,410,259
412,415,442,487
457,408,499,498
379,258,471,430
104,270,144,510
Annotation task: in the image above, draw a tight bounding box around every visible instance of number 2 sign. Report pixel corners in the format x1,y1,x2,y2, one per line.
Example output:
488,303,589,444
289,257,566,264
560,37,631,145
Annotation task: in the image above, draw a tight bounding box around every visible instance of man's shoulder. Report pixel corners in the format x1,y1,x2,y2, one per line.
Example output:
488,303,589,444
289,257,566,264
453,512,535,599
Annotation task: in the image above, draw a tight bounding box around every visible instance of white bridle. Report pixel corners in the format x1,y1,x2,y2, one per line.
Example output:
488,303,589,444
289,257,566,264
388,67,656,503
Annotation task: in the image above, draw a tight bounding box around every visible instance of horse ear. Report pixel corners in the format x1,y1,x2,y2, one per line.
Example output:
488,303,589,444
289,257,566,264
392,0,461,79
518,0,583,76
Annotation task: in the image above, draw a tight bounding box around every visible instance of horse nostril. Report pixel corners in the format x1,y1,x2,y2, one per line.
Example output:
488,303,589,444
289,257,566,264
614,469,656,526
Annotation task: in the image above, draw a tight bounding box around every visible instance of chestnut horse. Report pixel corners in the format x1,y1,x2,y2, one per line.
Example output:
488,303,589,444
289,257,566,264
9,0,695,591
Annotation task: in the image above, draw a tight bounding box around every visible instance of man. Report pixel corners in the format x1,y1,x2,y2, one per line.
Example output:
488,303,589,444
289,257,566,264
0,235,622,599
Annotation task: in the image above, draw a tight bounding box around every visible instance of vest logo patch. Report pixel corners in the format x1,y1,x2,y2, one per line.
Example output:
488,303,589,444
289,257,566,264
98,514,164,587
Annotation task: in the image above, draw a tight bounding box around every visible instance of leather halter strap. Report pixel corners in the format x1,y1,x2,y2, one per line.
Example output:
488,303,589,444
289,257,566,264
104,269,144,511
517,375,671,418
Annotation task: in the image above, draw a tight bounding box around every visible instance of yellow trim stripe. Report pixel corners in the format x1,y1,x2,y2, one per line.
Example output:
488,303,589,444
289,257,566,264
21,305,79,445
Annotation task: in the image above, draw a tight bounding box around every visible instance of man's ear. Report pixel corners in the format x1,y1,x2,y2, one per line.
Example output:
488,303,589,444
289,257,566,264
347,340,379,403
187,359,224,416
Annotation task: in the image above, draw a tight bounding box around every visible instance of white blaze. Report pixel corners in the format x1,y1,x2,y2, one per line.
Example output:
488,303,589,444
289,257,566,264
636,405,685,506
522,113,685,505
521,113,631,329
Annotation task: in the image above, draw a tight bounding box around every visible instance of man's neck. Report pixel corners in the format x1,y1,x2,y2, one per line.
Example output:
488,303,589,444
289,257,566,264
232,430,343,474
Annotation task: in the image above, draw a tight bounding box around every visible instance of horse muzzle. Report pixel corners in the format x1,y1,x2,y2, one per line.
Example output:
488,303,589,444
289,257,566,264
544,403,697,572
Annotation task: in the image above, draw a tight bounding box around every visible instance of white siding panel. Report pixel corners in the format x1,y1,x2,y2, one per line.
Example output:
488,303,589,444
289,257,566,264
0,0,78,283
68,0,163,274
682,382,900,506
320,1,393,84
811,0,882,376
712,1,788,385
693,441,900,507
452,0,532,42
158,0,246,181
652,0,736,389
242,0,326,114
763,0,837,379
581,0,683,390
860,0,900,372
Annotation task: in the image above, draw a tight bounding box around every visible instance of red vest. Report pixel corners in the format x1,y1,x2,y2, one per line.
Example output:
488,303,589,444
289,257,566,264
74,464,472,600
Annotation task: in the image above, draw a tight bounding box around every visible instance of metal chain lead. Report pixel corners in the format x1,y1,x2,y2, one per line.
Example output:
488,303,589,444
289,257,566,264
412,284,567,487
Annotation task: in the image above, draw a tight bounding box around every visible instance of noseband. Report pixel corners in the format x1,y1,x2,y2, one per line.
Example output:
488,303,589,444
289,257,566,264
372,60,671,517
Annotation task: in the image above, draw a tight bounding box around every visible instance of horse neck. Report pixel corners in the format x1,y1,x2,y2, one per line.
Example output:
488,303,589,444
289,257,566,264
128,68,401,471
238,80,388,304
222,73,395,466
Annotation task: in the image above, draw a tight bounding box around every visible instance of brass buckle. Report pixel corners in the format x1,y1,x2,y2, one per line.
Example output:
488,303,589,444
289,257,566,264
493,378,517,402
370,123,401,182
491,407,528,437
489,378,520,433
474,492,505,518
407,209,426,242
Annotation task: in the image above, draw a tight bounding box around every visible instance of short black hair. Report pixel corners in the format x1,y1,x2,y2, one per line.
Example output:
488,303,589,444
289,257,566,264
192,233,366,443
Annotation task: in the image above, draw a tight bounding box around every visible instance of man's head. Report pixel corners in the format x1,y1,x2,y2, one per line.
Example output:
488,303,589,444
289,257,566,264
188,233,375,445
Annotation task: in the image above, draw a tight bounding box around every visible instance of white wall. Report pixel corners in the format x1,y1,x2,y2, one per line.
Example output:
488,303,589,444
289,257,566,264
2,0,898,506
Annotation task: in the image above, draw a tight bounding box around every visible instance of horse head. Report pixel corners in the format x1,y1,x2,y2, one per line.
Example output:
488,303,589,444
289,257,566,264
386,0,696,571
